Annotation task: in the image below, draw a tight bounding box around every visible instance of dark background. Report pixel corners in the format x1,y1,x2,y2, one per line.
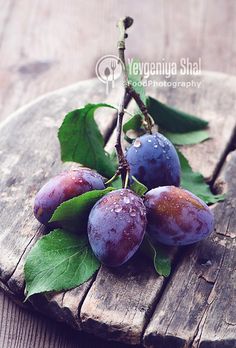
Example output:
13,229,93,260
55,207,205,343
0,1,235,347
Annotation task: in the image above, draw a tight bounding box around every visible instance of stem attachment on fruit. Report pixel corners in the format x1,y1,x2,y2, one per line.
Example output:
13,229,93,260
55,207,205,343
105,171,120,186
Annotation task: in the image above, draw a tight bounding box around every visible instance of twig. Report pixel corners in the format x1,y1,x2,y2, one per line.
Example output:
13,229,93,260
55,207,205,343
114,17,135,187
126,85,153,133
115,16,154,187
115,90,130,187
117,17,153,134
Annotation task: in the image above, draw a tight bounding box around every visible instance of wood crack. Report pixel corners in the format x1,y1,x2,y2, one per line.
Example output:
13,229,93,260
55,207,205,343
192,243,229,347
6,228,42,284
210,124,236,187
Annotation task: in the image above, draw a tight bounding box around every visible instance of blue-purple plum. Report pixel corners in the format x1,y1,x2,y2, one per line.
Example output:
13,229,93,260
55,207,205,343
144,186,214,246
34,168,105,225
88,189,147,267
126,133,181,189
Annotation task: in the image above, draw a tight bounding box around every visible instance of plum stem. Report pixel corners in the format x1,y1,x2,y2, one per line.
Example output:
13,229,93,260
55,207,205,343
115,17,133,187
117,17,153,134
127,86,153,133
115,17,154,187
115,89,130,187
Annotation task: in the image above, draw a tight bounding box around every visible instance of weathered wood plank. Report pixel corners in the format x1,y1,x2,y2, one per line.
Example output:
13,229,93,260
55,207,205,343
0,289,136,348
0,72,235,345
194,151,236,348
80,73,236,344
143,153,236,347
81,258,164,344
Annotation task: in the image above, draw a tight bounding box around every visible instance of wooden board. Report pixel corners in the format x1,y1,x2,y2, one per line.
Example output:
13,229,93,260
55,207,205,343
0,72,236,347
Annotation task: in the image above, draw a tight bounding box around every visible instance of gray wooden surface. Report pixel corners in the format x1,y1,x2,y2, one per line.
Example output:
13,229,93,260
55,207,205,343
0,72,236,348
0,1,236,347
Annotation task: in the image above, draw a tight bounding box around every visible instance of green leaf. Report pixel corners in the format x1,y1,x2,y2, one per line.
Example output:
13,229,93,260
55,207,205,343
50,188,114,230
127,58,147,105
178,150,225,204
24,229,100,300
58,103,116,178
141,236,171,277
123,114,144,143
108,150,118,167
130,176,148,196
163,130,209,145
109,176,122,189
123,114,143,134
147,97,208,133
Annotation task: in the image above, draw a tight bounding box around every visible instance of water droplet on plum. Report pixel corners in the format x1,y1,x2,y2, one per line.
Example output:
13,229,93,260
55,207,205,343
133,139,142,148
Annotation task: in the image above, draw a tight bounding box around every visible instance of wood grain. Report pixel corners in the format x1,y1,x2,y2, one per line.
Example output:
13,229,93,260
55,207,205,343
80,73,236,344
0,291,141,348
0,0,235,123
81,259,164,344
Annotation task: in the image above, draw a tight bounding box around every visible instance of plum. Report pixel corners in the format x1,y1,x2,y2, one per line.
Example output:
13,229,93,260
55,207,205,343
88,189,147,266
126,132,181,189
34,168,105,225
144,186,214,246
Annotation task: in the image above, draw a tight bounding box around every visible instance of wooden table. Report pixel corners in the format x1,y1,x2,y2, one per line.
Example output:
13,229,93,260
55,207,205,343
0,1,236,347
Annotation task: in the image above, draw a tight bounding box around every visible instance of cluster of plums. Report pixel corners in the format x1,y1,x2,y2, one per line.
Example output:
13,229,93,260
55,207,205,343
34,132,214,267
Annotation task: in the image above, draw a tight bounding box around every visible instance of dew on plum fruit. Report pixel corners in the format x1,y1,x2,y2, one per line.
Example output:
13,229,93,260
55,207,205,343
124,196,130,204
114,205,122,213
147,139,152,143
133,139,142,148
154,144,158,148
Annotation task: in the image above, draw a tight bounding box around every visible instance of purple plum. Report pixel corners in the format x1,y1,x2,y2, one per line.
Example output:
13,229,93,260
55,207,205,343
126,132,181,189
88,189,147,266
34,168,105,225
144,186,214,246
